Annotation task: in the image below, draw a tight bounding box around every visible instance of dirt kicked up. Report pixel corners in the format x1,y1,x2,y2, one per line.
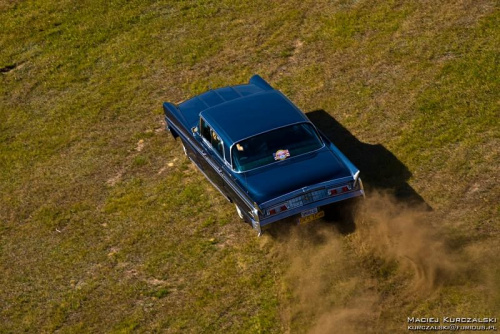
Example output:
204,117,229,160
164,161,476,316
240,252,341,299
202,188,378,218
265,192,498,333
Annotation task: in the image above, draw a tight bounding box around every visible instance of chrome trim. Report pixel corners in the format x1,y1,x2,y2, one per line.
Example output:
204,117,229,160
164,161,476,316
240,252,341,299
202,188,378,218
358,178,365,198
253,202,263,214
229,121,325,173
251,207,260,222
199,116,226,163
251,218,262,235
353,170,360,187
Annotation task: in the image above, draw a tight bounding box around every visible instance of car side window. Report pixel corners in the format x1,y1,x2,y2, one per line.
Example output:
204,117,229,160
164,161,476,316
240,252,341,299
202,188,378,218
200,118,211,142
210,129,223,157
200,118,224,159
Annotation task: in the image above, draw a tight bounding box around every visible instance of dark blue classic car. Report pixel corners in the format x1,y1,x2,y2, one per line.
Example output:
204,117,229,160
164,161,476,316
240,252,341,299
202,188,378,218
163,75,364,235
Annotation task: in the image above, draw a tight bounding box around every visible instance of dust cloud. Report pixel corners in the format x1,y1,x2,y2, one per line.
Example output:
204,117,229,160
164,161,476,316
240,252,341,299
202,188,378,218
352,192,457,291
268,191,493,333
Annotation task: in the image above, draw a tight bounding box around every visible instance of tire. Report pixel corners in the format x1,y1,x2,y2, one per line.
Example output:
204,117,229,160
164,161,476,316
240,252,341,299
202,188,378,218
235,205,250,223
235,204,244,219
181,141,188,156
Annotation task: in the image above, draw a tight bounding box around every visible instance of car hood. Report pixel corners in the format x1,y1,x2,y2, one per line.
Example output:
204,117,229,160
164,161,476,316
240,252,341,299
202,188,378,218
237,147,352,204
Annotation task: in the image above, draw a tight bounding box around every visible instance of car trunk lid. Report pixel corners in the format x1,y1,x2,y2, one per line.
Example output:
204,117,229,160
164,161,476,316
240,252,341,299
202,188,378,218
239,147,352,204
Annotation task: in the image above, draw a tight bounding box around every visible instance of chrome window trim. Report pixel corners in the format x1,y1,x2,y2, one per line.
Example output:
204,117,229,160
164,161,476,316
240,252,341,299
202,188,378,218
229,121,325,173
200,116,226,163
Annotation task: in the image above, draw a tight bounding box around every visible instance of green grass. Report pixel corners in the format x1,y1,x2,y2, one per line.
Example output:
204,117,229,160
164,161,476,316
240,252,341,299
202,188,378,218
1,0,499,332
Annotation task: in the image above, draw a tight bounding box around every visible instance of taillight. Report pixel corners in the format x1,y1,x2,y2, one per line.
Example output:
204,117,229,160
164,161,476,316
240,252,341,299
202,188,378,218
267,204,288,216
328,184,352,196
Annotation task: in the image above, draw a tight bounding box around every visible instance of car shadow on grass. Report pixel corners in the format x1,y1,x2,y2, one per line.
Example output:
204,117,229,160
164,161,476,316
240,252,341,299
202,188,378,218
307,109,430,207
266,109,431,239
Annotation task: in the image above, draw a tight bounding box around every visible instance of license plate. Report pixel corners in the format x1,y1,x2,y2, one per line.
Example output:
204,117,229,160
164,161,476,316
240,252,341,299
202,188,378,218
301,208,318,217
298,210,325,224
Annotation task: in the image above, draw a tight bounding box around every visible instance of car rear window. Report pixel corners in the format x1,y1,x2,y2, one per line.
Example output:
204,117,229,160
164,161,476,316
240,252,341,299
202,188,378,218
231,123,323,172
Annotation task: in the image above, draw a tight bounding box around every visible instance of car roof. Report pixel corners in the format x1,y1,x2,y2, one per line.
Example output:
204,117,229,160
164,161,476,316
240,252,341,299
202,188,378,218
200,89,309,145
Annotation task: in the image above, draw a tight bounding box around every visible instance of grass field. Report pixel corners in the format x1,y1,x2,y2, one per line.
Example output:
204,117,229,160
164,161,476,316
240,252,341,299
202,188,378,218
1,0,498,333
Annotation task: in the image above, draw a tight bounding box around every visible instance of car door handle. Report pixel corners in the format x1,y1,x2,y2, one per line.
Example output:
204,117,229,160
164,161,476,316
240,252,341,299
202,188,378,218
201,150,207,157
215,167,223,174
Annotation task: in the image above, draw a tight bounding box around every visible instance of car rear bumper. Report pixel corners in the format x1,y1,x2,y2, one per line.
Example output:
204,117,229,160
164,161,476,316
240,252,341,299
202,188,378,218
246,177,365,236
257,188,364,228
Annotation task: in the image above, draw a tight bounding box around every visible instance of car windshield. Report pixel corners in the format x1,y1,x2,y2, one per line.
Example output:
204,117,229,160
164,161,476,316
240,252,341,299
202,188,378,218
231,123,323,172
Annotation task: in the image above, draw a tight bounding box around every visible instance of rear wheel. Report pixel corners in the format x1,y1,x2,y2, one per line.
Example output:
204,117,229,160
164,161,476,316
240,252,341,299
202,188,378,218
181,141,188,156
235,205,244,219
235,205,250,223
